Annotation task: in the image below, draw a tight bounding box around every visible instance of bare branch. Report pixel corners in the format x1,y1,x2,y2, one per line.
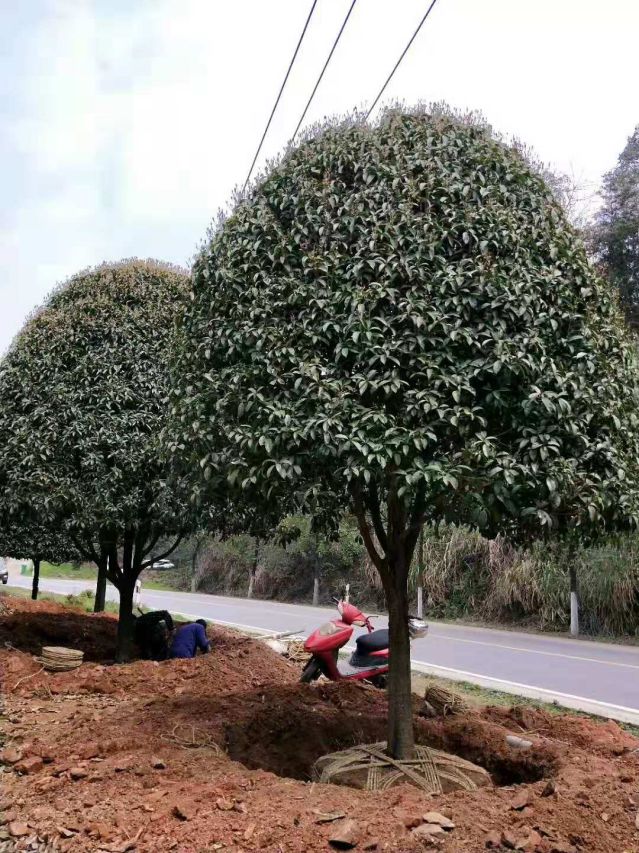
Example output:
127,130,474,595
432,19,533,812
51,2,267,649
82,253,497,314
404,482,426,559
140,532,184,571
349,483,385,573
70,533,100,566
141,530,162,559
364,480,389,553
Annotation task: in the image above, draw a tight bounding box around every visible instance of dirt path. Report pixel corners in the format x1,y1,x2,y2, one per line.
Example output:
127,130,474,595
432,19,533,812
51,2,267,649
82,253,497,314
1,598,639,852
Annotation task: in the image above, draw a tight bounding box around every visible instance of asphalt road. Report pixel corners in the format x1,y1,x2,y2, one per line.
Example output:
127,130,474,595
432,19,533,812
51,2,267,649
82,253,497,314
9,573,639,724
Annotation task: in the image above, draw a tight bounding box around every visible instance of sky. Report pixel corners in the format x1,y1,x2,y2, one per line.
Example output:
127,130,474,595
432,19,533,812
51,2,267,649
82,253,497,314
0,0,637,352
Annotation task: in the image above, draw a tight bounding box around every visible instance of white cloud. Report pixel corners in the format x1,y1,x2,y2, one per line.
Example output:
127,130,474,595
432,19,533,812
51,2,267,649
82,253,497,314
1,0,638,351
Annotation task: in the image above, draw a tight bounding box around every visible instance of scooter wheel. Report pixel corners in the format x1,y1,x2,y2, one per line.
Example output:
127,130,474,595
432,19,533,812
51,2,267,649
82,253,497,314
369,674,388,689
300,657,321,683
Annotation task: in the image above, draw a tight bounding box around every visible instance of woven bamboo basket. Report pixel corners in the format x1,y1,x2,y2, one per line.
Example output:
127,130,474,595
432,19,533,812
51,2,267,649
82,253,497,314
312,741,491,793
40,646,84,672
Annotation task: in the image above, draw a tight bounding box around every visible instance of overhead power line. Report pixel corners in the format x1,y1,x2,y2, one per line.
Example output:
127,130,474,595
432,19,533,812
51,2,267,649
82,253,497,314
291,0,358,142
243,0,319,193
365,0,440,121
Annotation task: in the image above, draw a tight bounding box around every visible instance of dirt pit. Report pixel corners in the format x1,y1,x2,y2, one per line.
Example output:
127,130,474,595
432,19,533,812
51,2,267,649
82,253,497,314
224,682,559,787
0,596,118,661
2,595,639,853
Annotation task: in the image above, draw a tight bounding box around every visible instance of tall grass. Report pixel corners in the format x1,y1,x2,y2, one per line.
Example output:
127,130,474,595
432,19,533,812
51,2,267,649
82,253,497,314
411,525,639,636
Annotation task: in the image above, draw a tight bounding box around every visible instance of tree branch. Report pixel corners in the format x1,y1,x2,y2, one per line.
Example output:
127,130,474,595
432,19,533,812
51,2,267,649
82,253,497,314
386,475,406,549
349,483,386,574
364,480,389,553
404,482,427,560
102,538,121,585
141,530,162,559
70,533,100,567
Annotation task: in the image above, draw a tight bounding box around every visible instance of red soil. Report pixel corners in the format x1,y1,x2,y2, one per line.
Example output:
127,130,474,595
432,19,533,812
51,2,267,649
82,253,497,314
1,596,639,852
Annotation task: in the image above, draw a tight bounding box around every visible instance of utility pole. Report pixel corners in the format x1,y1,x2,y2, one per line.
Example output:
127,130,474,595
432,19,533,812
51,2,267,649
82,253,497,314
417,528,425,619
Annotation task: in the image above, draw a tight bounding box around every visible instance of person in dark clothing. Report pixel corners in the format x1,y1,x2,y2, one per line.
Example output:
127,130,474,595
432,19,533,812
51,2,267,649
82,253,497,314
134,610,174,661
169,618,210,659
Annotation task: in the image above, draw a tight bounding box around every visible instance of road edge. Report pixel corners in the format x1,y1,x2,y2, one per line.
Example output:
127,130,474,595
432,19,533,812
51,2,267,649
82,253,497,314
409,660,639,726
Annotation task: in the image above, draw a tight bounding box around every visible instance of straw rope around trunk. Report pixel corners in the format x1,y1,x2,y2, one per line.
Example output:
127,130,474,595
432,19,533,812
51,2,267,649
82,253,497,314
312,741,491,793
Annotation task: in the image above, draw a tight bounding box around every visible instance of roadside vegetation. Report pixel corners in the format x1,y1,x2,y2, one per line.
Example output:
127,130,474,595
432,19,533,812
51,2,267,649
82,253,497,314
34,521,639,640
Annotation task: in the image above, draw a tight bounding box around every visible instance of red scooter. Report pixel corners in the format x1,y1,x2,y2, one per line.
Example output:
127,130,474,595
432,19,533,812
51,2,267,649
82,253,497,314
300,597,428,687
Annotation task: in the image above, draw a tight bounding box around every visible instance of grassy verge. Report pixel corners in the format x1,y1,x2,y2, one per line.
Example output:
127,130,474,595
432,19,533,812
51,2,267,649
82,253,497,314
39,562,97,580
410,670,639,737
0,585,199,624
35,563,175,592
1,584,119,615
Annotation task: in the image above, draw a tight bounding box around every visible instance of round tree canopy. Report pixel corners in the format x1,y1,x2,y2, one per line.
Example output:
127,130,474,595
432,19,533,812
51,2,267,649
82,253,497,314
172,108,639,540
0,258,190,540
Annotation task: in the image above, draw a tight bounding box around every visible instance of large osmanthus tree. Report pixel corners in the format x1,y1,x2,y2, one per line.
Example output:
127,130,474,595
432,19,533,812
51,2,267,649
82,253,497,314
170,108,639,759
0,259,192,660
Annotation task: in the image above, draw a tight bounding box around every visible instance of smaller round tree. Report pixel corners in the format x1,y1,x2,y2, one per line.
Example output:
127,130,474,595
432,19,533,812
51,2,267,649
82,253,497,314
171,108,639,759
0,518,79,600
0,259,191,660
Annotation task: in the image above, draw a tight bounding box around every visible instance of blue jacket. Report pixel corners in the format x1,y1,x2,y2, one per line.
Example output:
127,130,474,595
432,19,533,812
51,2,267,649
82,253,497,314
169,623,210,659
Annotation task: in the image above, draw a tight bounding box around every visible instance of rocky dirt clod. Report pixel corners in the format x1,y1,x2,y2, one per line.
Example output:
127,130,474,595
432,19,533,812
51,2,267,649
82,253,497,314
0,749,22,765
515,828,542,851
511,790,530,811
412,823,445,838
329,819,361,850
14,756,43,775
423,811,455,830
172,801,197,821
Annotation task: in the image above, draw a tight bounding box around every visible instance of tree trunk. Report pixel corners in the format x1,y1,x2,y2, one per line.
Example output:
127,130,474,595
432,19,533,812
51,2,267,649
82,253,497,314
116,573,136,663
248,537,260,599
31,556,40,601
190,535,207,593
312,533,320,605
350,479,422,762
385,563,415,760
569,563,579,637
94,558,107,613
416,527,424,618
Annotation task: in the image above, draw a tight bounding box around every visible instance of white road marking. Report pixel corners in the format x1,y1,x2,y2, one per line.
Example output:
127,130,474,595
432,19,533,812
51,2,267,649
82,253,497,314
434,633,639,670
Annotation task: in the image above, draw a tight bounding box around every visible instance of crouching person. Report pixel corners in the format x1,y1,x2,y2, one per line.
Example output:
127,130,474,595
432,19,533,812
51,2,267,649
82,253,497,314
169,618,211,659
134,610,174,661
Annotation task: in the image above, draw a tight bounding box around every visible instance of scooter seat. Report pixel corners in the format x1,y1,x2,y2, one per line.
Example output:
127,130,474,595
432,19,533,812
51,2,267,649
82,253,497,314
356,628,388,654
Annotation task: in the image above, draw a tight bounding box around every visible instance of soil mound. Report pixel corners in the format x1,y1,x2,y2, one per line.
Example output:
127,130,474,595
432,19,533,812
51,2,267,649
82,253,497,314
0,596,117,660
1,624,297,698
2,597,639,853
485,703,639,757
